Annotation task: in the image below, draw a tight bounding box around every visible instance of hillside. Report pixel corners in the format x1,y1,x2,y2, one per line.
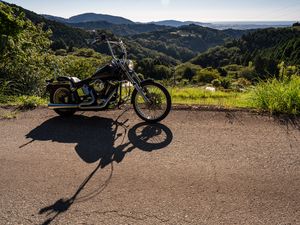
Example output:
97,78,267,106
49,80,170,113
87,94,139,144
3,1,250,64
44,12,134,25
129,25,248,61
67,21,170,36
151,20,211,27
5,2,91,48
191,27,300,68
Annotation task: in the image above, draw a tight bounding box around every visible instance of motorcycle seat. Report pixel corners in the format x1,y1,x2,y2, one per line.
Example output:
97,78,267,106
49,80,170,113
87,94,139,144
71,77,81,83
57,76,81,84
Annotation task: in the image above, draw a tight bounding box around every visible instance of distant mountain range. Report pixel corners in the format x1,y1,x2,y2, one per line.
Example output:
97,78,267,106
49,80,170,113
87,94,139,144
42,13,295,30
150,20,211,28
43,13,134,25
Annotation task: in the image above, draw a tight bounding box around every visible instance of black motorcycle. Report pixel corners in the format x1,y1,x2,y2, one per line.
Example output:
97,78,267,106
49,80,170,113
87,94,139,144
46,35,172,123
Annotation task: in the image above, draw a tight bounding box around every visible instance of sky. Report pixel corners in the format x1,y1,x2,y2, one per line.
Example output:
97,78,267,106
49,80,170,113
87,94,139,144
3,0,300,22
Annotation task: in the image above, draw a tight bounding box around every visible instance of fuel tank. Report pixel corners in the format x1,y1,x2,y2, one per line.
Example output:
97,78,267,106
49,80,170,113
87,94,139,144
92,64,116,79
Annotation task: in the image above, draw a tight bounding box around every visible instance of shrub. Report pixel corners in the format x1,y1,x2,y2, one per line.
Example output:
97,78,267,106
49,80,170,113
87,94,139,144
239,67,257,82
55,49,67,56
179,79,190,86
212,79,221,88
250,75,300,115
220,78,232,89
193,67,220,84
237,78,251,87
74,48,95,58
175,63,202,81
17,96,46,109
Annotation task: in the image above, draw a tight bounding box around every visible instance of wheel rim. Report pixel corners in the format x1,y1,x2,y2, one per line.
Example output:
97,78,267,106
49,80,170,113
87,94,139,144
134,85,168,121
53,88,72,112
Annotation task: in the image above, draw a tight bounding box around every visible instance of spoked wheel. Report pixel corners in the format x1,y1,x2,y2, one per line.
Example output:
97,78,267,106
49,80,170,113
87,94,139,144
132,81,171,123
50,87,76,117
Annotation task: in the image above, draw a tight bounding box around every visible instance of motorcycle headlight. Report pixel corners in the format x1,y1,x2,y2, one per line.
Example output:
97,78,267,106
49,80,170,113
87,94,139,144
127,60,134,71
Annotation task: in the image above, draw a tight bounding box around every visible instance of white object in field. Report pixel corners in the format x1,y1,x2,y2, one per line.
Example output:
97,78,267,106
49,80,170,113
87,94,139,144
122,81,133,88
205,87,216,92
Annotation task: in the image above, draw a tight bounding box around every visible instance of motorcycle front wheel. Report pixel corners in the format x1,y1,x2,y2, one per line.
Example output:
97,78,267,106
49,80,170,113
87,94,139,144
132,81,171,123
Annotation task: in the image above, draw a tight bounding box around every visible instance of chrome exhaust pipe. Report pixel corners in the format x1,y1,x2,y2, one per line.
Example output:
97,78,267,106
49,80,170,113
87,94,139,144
48,90,96,110
48,103,79,109
48,89,117,110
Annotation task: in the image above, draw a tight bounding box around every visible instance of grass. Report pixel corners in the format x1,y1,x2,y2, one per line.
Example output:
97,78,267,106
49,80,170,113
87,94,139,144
249,76,300,115
168,87,252,108
0,77,299,116
0,95,47,109
0,110,18,119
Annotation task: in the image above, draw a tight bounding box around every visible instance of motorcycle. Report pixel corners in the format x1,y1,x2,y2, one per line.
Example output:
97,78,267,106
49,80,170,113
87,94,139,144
46,35,172,123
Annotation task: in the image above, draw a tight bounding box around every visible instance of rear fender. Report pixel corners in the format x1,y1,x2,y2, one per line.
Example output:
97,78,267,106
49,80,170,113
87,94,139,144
46,82,72,95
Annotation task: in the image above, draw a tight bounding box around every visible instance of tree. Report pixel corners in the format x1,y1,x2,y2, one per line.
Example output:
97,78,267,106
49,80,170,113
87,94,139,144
292,22,300,27
254,56,279,80
51,38,67,50
183,67,195,80
0,3,52,95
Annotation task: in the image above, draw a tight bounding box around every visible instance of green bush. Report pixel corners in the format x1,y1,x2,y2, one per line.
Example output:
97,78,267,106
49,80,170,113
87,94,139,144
175,63,202,81
239,67,257,82
231,78,252,90
193,67,220,84
212,79,221,88
220,78,232,89
251,75,300,115
74,48,97,58
55,49,67,56
17,95,46,109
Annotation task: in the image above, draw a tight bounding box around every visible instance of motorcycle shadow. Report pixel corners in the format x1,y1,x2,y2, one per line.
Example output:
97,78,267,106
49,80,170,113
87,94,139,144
25,114,173,165
24,114,173,225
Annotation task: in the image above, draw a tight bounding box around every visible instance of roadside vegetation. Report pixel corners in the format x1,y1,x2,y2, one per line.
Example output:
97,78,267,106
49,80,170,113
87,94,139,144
169,87,251,108
1,2,300,116
251,75,300,115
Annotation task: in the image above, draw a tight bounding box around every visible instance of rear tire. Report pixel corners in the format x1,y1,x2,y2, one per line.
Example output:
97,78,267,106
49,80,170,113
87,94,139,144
132,81,171,123
50,87,76,117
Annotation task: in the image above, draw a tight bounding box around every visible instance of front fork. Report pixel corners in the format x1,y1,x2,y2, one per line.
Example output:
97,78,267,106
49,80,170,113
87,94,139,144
121,64,152,104
130,73,152,103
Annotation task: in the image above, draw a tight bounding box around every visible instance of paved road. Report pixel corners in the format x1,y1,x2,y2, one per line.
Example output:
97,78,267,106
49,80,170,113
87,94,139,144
0,108,299,225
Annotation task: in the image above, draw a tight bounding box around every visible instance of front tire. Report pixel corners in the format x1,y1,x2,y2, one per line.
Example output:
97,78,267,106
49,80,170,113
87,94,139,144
132,81,171,123
50,87,76,117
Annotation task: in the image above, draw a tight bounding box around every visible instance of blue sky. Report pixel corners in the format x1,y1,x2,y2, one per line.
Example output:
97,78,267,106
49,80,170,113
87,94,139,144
4,0,300,22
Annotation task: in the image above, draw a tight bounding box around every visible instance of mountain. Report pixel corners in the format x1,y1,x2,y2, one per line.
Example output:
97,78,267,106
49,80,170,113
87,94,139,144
43,13,134,25
190,27,300,68
0,1,254,64
150,20,294,30
128,24,249,62
151,20,211,27
40,14,68,23
208,21,296,30
66,21,170,36
4,2,92,47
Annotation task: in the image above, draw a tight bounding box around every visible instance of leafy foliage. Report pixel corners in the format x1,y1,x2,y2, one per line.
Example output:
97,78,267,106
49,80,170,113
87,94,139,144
191,28,300,79
0,2,52,95
129,25,246,62
251,75,300,115
0,2,109,96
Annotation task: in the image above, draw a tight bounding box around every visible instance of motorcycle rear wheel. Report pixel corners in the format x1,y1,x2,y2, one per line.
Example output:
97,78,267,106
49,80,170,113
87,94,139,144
50,87,76,117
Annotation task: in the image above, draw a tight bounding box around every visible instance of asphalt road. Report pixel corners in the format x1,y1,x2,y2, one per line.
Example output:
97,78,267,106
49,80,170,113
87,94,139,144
0,108,299,225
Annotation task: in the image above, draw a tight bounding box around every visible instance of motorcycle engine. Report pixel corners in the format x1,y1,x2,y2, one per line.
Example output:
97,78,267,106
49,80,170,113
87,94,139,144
91,79,106,93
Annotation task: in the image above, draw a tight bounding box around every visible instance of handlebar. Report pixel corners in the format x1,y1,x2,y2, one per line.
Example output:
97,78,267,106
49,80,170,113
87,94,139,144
90,35,127,62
